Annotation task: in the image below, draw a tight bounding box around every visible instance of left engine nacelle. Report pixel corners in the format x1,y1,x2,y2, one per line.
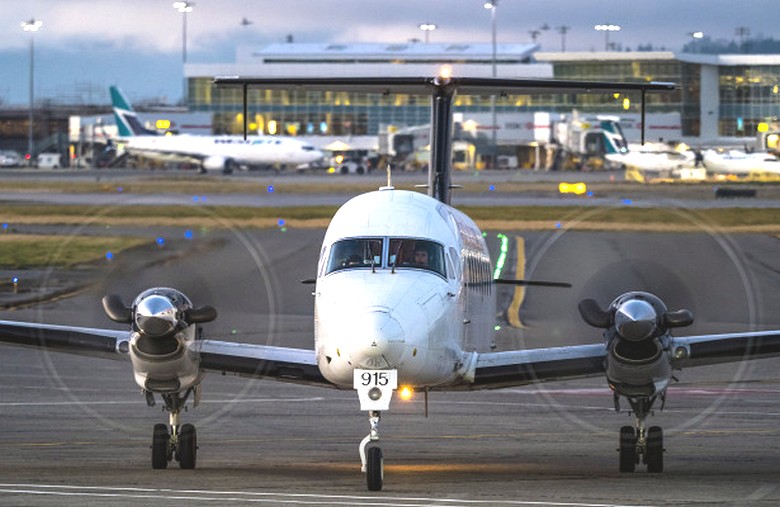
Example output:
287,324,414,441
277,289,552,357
579,291,693,398
102,288,217,394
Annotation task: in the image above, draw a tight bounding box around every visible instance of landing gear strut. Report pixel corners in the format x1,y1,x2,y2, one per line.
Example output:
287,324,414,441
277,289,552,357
359,410,383,491
148,388,198,469
618,396,664,473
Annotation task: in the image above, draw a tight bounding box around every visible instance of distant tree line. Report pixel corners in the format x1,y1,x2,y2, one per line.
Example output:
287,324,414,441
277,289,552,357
681,36,780,54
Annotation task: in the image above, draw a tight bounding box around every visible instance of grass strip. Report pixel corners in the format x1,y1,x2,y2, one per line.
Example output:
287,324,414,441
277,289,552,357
2,204,780,228
0,234,150,269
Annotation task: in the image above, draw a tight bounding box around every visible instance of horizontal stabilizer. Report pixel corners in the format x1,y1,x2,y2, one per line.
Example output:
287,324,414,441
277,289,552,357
494,279,572,288
214,76,677,96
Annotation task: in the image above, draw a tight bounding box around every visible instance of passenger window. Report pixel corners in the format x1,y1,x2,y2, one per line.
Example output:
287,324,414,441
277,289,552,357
447,247,460,280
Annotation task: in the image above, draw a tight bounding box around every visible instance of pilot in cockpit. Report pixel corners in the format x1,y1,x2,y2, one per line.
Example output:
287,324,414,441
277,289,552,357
412,245,431,268
341,244,364,267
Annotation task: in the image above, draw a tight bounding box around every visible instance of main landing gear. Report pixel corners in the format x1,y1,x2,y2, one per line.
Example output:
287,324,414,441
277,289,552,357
359,411,383,491
148,388,198,469
618,396,664,473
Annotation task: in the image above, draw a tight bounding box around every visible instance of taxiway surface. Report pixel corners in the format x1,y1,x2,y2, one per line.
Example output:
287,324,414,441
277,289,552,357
1,179,780,505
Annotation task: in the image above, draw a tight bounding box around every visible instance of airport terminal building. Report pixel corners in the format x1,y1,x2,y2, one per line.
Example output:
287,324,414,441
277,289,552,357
184,43,780,146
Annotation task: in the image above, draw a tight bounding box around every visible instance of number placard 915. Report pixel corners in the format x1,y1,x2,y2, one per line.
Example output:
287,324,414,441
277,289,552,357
353,369,398,390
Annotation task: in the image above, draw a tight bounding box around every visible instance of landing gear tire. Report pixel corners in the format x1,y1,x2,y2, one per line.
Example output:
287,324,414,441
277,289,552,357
152,423,169,469
178,423,197,469
366,446,383,492
646,426,663,473
619,425,637,473
223,159,237,175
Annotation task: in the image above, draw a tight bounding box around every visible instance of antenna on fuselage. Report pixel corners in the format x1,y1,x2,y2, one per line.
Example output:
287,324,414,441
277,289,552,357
379,164,394,191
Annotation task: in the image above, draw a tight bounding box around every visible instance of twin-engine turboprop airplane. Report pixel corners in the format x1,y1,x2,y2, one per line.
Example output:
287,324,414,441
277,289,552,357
3,73,780,492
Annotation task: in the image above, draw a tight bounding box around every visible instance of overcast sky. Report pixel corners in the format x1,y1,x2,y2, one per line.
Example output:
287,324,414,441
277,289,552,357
0,1,773,106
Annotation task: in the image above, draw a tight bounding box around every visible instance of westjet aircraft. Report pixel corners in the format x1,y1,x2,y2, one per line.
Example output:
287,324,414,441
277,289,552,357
2,72,780,492
110,86,324,173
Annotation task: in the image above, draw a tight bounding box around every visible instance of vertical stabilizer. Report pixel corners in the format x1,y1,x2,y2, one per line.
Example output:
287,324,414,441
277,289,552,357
110,86,157,137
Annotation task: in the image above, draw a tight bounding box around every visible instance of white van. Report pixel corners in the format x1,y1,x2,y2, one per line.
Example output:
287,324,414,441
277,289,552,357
37,153,62,169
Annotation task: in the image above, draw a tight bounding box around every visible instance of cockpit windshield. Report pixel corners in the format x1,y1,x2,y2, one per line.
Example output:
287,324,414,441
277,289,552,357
323,237,446,277
389,239,445,276
326,238,383,273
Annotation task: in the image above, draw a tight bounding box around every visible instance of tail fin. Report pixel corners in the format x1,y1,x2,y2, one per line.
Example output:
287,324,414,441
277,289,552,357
110,86,157,137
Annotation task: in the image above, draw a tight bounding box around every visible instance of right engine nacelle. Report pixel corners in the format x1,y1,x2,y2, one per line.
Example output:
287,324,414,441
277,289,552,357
579,291,693,398
103,288,217,394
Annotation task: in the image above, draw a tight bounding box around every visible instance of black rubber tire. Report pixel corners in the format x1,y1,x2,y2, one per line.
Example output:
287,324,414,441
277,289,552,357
619,426,637,473
179,423,197,470
366,446,383,491
646,426,663,473
152,423,169,469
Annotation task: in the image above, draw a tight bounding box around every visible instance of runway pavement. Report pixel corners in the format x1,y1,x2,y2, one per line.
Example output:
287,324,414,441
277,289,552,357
1,182,780,505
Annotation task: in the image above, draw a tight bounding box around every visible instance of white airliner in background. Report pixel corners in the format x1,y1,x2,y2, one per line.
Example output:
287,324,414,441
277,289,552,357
703,148,780,176
110,86,324,173
2,74,780,492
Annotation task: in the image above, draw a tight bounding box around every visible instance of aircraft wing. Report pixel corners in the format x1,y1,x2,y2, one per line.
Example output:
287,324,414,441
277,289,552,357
471,329,780,389
473,343,607,389
197,339,333,387
672,330,780,368
0,319,130,360
0,319,333,387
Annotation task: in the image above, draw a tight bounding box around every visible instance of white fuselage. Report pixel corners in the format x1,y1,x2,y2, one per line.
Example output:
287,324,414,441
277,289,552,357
313,188,495,389
703,149,780,175
121,134,324,168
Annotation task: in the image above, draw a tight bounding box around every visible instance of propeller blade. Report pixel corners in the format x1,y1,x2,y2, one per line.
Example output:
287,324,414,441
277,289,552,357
102,294,132,324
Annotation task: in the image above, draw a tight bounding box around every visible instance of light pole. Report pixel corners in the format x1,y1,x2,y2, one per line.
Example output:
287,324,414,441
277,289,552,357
688,31,704,53
556,25,570,52
173,1,194,104
484,0,497,167
21,18,42,165
594,24,621,51
418,23,437,44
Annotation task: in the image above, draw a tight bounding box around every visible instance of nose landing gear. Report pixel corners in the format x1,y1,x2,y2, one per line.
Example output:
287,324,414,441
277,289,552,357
353,369,398,491
359,411,383,491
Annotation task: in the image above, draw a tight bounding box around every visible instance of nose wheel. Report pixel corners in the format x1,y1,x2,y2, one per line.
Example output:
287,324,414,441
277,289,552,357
366,446,383,491
359,410,383,491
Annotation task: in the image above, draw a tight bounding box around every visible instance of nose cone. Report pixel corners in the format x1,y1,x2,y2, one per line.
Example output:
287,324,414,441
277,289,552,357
135,295,178,336
614,299,657,341
343,310,406,369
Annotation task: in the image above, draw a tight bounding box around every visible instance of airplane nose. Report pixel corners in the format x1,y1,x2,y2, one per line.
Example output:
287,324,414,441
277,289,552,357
343,310,406,369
